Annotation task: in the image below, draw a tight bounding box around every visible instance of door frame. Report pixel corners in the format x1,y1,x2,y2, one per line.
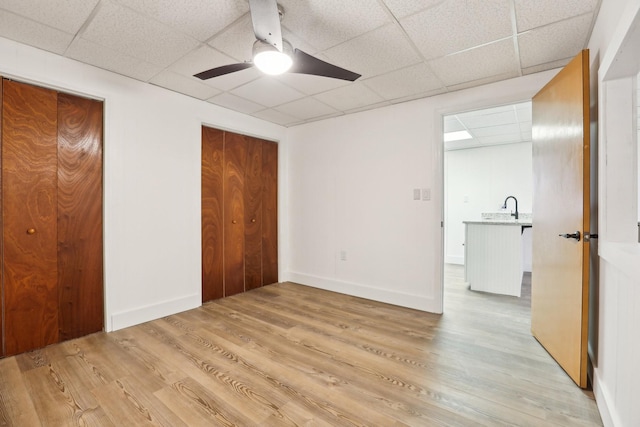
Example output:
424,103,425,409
591,2,640,422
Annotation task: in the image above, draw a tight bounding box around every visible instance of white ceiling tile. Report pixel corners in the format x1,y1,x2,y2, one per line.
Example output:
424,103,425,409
478,133,523,145
430,39,519,87
251,109,299,127
472,123,521,138
518,13,593,68
389,87,448,105
401,0,513,59
274,97,339,121
515,101,532,113
171,43,262,91
459,110,517,129
445,71,520,92
519,120,532,134
516,108,531,125
0,0,99,33
323,24,422,79
277,0,391,50
313,82,385,112
80,0,198,67
521,130,532,141
207,93,266,115
514,0,599,32
207,14,255,62
116,0,249,42
363,62,444,100
381,0,444,19
274,73,351,95
65,37,162,81
444,116,466,132
168,45,236,77
149,71,220,100
231,77,305,108
208,13,319,63
203,67,263,92
0,9,74,55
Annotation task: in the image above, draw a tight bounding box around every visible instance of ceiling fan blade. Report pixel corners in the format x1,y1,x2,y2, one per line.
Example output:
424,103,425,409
194,62,254,80
289,49,361,81
248,0,283,51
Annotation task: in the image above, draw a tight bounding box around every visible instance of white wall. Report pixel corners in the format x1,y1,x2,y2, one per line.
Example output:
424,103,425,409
588,0,640,426
0,37,286,332
286,70,556,313
444,142,533,265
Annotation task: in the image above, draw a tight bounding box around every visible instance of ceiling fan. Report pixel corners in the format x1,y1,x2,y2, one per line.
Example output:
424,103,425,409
193,0,361,82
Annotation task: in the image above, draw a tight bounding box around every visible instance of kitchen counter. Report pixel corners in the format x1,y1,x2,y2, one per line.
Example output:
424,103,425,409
463,219,532,226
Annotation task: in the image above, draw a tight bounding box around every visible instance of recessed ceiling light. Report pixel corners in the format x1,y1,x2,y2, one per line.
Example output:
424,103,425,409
444,130,472,142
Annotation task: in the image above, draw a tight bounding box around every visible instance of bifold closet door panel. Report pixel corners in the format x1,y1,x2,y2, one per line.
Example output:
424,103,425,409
0,78,3,357
57,93,104,341
202,127,224,302
244,137,263,291
262,140,278,285
224,132,247,296
2,79,59,356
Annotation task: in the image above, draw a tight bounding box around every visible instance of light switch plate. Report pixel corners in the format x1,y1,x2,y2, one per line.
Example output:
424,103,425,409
422,188,431,201
413,189,421,200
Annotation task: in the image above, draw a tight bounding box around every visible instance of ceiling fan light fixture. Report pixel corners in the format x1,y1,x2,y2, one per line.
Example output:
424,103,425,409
253,39,292,75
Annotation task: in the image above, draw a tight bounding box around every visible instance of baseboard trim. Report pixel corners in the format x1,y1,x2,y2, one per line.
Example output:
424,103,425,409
109,293,201,331
593,368,616,427
445,256,464,265
286,271,440,313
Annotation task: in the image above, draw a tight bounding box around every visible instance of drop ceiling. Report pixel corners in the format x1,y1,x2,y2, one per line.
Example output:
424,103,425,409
444,101,531,151
0,0,601,127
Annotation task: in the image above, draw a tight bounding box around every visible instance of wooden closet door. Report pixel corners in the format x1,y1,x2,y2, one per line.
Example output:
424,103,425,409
224,132,247,296
202,127,224,302
0,79,3,356
245,137,263,290
57,93,104,341
2,79,59,356
262,140,278,285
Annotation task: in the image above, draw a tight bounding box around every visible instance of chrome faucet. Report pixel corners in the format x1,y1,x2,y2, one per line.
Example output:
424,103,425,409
502,196,519,220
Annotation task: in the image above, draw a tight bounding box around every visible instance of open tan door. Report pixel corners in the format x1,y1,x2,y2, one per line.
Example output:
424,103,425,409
531,50,591,388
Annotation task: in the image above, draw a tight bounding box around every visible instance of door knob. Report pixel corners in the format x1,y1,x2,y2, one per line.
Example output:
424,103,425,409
26,228,36,235
559,231,581,241
232,220,237,224
251,218,256,223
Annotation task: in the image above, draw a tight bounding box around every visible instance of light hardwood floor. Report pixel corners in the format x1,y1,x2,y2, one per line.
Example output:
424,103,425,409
0,266,602,426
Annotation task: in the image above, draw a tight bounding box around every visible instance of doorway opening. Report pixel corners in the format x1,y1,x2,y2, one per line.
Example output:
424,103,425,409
442,101,533,307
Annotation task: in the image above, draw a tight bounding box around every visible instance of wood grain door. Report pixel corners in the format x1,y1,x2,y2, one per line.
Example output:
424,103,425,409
262,140,278,285
223,132,247,297
0,78,3,357
244,137,263,290
531,50,590,388
2,79,59,356
57,93,104,341
202,127,225,302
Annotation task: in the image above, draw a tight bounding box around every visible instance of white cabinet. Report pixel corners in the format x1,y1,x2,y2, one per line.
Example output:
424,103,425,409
464,221,529,297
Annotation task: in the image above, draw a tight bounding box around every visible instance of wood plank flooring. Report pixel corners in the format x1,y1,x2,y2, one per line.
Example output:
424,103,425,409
0,266,602,426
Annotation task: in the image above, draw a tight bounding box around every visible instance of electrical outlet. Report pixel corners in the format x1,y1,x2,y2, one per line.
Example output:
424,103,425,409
422,188,431,201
